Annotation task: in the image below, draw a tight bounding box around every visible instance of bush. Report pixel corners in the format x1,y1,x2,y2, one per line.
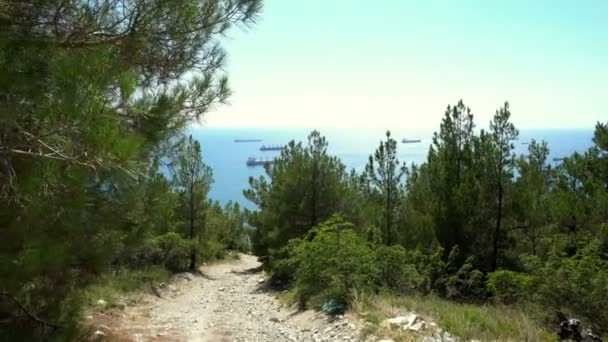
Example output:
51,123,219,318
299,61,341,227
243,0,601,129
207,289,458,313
198,239,227,262
401,247,447,294
373,245,425,294
530,239,608,333
151,232,193,272
445,256,486,301
269,239,303,285
290,216,376,307
485,239,608,334
486,270,538,304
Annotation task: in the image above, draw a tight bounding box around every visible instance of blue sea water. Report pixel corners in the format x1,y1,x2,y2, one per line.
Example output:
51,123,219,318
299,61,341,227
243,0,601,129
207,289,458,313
190,127,595,209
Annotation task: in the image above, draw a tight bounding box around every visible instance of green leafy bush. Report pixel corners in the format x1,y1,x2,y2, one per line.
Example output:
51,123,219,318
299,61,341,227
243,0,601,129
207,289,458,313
198,240,228,262
290,216,376,307
373,245,425,294
530,239,608,332
151,232,193,272
486,270,538,304
485,239,608,334
445,256,486,301
400,247,447,294
269,239,304,284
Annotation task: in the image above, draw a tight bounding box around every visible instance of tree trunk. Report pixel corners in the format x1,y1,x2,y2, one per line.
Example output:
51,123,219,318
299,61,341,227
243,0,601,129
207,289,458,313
189,183,196,271
386,169,393,246
311,159,317,229
492,182,503,271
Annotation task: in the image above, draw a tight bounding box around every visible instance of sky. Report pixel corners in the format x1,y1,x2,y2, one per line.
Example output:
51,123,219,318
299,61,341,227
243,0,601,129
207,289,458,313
203,0,607,129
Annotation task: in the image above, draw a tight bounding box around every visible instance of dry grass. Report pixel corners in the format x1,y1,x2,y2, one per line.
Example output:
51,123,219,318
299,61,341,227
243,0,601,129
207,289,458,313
350,291,555,342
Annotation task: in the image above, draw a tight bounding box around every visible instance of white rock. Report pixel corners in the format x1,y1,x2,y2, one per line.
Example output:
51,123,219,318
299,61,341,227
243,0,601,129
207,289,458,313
90,330,106,341
378,339,395,342
384,315,409,329
96,299,107,308
408,320,426,332
383,312,426,333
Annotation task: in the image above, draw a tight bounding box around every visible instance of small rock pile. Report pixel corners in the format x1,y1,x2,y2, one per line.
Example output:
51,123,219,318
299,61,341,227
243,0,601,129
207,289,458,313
380,313,457,342
306,315,360,342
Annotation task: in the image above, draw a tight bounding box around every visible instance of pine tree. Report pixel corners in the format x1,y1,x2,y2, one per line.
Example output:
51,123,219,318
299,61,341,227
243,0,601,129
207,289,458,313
0,0,260,335
172,135,213,271
245,131,349,268
363,131,406,246
487,102,518,271
427,100,476,255
513,140,551,256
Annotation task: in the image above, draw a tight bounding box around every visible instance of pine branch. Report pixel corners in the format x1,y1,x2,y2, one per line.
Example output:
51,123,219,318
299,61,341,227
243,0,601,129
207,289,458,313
0,292,62,331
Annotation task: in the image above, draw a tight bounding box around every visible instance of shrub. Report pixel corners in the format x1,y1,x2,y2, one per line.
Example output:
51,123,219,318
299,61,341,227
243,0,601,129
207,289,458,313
530,239,608,333
486,239,608,334
269,238,304,284
290,216,376,307
445,256,486,301
152,232,193,272
486,270,538,304
373,245,425,294
402,247,447,294
198,239,227,262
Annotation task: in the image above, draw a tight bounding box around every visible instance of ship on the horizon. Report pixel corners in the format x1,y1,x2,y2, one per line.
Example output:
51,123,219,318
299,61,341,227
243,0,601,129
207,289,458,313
260,145,285,151
234,139,262,143
401,138,422,144
246,157,275,166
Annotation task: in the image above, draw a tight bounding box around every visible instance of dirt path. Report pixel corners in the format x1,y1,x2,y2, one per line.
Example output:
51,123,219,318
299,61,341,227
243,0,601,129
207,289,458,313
91,254,363,342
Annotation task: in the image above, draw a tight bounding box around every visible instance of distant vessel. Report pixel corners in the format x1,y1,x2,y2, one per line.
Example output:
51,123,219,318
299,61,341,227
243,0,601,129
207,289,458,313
260,145,285,151
234,139,262,143
246,157,275,166
522,142,530,145
553,157,566,162
402,138,421,144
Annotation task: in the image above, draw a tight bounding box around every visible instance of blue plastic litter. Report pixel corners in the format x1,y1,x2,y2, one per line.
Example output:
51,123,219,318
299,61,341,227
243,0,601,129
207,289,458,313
321,299,346,315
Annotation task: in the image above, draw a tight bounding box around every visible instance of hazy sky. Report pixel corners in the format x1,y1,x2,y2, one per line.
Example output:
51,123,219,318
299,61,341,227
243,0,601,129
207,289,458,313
204,0,607,129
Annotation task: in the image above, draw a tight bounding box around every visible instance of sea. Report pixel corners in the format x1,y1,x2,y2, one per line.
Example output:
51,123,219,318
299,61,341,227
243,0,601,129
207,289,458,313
191,127,595,209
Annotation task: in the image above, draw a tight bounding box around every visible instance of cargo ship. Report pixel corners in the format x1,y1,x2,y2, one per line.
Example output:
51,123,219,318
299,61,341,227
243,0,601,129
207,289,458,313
260,145,285,151
234,139,262,143
401,138,422,144
246,157,275,166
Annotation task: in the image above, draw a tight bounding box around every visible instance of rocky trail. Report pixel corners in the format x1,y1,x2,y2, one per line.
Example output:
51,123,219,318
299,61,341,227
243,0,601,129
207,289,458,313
89,254,364,342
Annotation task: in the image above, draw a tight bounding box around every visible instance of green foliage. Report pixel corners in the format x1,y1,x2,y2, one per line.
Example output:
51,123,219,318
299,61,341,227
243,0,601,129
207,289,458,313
425,100,477,258
172,135,214,271
282,216,488,310
151,233,194,273
444,256,486,301
355,294,553,341
245,130,351,267
486,239,608,333
529,239,608,333
363,131,406,246
290,216,376,307
77,266,171,308
373,245,425,294
242,103,607,337
487,270,538,304
0,0,260,337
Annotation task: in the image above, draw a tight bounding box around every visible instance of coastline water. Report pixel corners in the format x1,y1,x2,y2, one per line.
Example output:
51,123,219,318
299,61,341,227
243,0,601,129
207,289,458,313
190,127,595,209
